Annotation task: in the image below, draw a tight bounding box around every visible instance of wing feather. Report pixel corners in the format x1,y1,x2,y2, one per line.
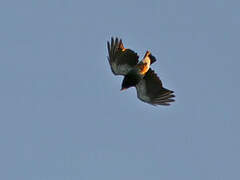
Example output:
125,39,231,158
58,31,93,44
136,69,175,106
107,37,139,76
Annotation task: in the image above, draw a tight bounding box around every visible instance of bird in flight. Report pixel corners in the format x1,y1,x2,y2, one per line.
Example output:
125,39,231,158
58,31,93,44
107,37,175,106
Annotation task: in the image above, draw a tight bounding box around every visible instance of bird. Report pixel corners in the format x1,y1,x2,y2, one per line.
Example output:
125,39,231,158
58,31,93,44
107,37,175,106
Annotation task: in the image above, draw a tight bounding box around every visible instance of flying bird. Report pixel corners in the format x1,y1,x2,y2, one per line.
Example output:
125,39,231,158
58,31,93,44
107,37,175,106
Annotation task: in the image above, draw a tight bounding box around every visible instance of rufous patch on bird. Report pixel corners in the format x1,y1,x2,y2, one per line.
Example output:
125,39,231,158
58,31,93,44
137,63,150,75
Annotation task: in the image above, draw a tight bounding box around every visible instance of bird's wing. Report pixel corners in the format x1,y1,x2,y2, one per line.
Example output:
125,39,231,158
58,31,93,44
136,69,175,106
107,37,139,76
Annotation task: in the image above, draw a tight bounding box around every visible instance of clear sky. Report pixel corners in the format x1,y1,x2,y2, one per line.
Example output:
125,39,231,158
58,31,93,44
0,0,239,179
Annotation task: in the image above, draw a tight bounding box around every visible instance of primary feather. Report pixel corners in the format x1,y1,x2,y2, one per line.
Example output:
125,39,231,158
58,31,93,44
107,37,139,75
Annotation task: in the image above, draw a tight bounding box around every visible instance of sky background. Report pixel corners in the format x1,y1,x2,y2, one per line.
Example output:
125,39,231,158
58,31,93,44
0,0,240,179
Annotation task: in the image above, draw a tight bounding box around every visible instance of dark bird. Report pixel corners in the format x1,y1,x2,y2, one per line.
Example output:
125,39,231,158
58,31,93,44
107,37,175,106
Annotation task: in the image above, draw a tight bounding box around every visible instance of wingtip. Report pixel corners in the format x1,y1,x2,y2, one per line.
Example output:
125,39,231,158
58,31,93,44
107,41,110,52
111,37,114,46
151,89,176,106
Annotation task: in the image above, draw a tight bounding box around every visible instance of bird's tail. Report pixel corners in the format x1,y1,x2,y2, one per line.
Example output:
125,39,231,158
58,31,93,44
144,51,156,64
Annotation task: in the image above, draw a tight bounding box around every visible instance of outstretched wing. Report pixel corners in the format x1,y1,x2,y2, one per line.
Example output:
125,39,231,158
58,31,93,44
136,69,175,106
107,37,139,76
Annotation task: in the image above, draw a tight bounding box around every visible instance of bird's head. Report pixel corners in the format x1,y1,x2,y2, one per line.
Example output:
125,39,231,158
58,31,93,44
121,74,140,91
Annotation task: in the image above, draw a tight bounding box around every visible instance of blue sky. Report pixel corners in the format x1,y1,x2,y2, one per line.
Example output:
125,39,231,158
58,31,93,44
0,0,239,179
